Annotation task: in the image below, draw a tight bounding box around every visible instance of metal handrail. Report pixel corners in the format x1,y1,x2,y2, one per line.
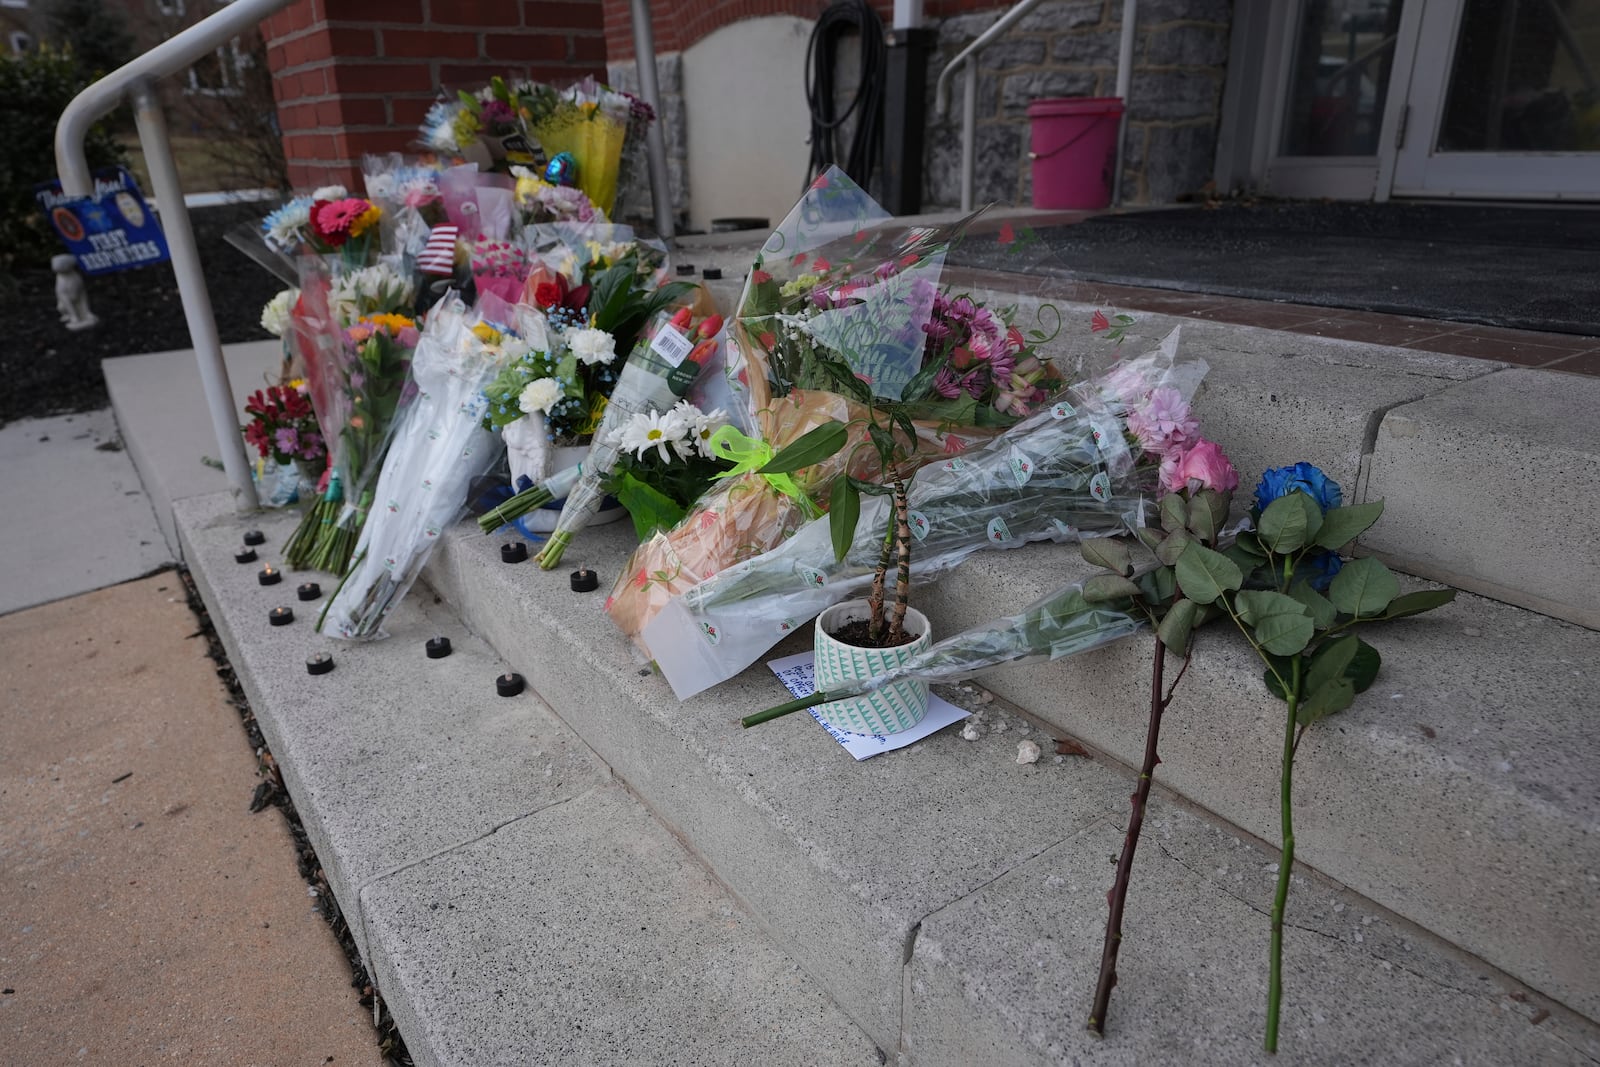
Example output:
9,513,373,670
935,0,1139,212
56,0,292,511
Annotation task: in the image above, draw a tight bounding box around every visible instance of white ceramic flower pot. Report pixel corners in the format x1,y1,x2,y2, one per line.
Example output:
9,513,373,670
813,599,933,735
516,443,629,533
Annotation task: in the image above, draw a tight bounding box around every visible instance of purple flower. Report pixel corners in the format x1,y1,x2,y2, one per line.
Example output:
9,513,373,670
274,427,299,455
482,100,514,128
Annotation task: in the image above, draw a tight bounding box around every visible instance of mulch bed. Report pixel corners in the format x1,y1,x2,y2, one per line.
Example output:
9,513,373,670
1,203,283,428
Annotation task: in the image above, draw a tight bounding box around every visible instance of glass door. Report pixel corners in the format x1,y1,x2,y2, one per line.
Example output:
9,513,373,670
1260,0,1415,199
1391,0,1600,198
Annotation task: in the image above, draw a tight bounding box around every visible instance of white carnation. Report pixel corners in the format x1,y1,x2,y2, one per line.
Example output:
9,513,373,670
567,327,618,366
260,288,299,338
312,184,349,201
517,377,562,415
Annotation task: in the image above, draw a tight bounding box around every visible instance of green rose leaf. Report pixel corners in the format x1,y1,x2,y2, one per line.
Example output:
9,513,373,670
1160,493,1188,534
1328,556,1400,617
1314,500,1385,550
1258,492,1322,555
1288,580,1337,630
1186,489,1229,544
761,420,848,475
1262,653,1294,701
829,477,860,562
1296,677,1355,725
1082,573,1143,604
1081,537,1133,577
1305,635,1359,695
1237,590,1315,655
1135,527,1166,552
1221,541,1266,576
1139,564,1178,605
1157,597,1199,652
1347,638,1381,693
1155,528,1191,566
1174,542,1244,605
1381,588,1457,620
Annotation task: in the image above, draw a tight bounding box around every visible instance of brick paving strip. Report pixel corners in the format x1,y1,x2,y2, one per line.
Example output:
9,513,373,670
0,573,381,1065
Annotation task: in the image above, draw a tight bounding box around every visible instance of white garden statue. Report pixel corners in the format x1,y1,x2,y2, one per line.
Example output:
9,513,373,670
52,255,98,331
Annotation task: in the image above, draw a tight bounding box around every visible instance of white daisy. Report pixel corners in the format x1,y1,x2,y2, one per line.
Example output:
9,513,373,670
567,327,618,366
672,401,729,458
517,377,562,415
616,409,689,463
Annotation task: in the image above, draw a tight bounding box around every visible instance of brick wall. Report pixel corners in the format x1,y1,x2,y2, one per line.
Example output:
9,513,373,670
262,0,608,190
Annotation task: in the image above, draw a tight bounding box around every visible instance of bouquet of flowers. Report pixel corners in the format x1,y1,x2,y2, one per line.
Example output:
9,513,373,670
641,329,1206,698
318,295,519,639
601,398,734,539
602,167,1067,645
471,237,531,304
362,154,446,262
523,77,634,215
283,260,420,574
512,167,605,225
240,381,326,507
527,308,726,567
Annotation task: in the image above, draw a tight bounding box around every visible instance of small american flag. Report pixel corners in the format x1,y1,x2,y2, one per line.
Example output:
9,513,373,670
417,224,459,276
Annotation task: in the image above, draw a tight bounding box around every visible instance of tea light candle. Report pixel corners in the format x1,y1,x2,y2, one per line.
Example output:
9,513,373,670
243,530,266,546
296,582,322,602
495,672,525,697
501,541,528,564
258,565,281,586
306,653,334,676
269,606,294,627
235,547,258,564
425,636,452,659
569,567,599,592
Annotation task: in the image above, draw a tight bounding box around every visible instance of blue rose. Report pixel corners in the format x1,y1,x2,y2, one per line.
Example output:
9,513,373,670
1295,549,1344,592
1254,463,1343,513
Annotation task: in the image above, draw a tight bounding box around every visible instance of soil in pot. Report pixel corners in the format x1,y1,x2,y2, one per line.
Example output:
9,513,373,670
828,617,921,649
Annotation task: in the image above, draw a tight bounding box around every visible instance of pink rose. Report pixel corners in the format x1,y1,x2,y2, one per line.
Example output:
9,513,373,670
1163,438,1238,494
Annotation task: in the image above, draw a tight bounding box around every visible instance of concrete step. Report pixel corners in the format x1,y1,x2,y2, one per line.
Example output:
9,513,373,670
409,512,1600,1061
175,494,882,1067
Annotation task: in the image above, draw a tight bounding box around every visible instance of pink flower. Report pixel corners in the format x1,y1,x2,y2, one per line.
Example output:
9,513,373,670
1126,387,1198,456
1162,438,1238,494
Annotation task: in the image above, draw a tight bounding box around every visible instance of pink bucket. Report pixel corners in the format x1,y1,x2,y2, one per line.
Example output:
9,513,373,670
1027,97,1124,210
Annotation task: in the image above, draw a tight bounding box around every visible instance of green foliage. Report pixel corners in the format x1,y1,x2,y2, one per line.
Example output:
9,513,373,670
45,0,134,80
829,476,859,563
1173,543,1243,605
0,45,126,270
761,419,849,475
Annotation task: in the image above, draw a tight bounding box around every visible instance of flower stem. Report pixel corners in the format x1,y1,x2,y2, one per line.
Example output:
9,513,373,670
1088,636,1179,1035
1265,654,1302,1053
478,485,554,533
740,691,831,728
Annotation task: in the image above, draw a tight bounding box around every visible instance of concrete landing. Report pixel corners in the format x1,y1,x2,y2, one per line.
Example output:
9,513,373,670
103,340,283,558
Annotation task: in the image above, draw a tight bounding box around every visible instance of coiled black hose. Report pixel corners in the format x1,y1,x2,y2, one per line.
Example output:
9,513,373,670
805,0,887,191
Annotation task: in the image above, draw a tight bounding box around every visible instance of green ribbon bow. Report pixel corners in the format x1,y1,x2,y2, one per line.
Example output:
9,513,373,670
706,425,824,520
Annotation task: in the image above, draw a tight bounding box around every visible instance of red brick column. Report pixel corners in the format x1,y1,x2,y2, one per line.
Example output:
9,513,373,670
263,0,609,191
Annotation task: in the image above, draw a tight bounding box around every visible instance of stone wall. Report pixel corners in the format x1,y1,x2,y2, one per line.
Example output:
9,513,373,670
924,0,1232,208
605,54,691,225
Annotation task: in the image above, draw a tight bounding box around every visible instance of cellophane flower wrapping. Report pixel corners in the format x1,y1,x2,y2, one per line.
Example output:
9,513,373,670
530,78,630,215
644,328,1206,698
319,295,514,639
362,153,445,262
534,309,725,567
284,256,420,574
603,166,1067,646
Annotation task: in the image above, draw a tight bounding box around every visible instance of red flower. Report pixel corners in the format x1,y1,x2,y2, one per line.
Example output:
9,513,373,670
1091,309,1111,333
750,269,773,285
792,252,808,267
997,220,1016,245
812,257,831,271
533,276,568,309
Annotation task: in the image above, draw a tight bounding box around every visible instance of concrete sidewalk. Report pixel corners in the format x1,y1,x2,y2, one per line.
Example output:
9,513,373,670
0,574,379,1065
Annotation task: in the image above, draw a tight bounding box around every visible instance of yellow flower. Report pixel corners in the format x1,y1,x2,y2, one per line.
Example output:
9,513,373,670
348,204,382,239
363,313,414,334
471,323,502,345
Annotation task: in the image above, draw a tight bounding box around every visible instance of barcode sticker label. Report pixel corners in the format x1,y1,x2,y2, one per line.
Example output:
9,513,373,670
651,324,693,367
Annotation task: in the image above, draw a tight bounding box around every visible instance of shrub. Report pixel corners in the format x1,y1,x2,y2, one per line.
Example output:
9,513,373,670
0,45,126,273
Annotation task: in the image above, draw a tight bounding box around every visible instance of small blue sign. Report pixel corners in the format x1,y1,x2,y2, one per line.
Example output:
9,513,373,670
35,167,170,276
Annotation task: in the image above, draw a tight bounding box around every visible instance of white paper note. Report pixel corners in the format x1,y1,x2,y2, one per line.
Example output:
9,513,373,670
765,651,969,760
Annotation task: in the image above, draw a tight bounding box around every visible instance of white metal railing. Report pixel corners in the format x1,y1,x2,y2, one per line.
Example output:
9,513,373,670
56,0,294,511
936,0,1138,212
